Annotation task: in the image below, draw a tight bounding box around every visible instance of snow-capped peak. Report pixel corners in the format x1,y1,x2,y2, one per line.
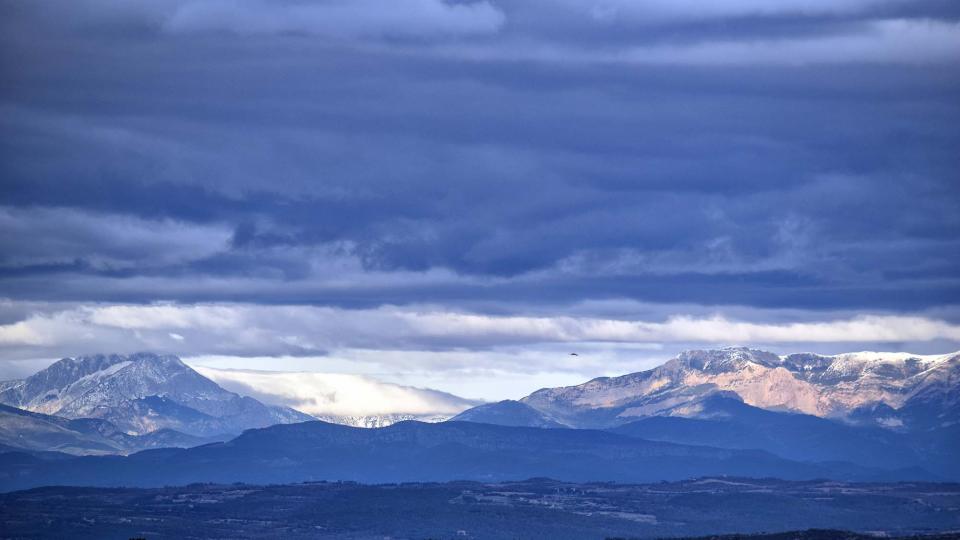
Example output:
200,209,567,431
0,352,314,437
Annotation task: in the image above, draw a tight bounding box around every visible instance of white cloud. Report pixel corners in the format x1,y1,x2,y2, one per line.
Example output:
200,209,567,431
193,366,477,416
444,19,960,66
2,301,959,399
621,19,960,66
0,320,50,346
88,304,243,330
22,0,505,39
397,311,960,343
164,0,505,38
644,314,960,343
571,0,906,22
2,302,960,356
17,0,957,66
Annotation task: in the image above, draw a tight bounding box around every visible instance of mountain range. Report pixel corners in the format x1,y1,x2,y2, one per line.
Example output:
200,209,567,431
0,418,925,492
0,353,314,443
451,347,960,478
0,347,957,489
454,347,960,431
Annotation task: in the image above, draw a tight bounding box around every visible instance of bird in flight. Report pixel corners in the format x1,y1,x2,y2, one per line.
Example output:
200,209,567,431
569,353,579,356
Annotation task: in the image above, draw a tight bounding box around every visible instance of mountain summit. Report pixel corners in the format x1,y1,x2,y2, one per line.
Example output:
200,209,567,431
461,347,959,431
0,353,314,437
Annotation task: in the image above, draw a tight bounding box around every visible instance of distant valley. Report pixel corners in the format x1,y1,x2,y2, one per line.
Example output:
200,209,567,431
4,478,958,540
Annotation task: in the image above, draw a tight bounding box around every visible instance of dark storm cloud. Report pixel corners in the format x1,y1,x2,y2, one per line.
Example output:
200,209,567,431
1,0,959,313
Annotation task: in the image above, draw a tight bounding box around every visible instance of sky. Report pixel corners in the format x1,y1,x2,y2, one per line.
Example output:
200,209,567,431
1,0,959,401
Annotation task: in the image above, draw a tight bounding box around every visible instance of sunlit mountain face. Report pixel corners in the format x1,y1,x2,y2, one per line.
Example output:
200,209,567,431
1,1,958,538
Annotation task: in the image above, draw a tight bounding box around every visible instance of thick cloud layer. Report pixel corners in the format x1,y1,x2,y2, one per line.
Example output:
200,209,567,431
1,1,958,397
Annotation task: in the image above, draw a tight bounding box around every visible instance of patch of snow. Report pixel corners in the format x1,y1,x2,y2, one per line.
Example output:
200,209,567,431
829,351,955,364
67,361,132,389
876,417,904,428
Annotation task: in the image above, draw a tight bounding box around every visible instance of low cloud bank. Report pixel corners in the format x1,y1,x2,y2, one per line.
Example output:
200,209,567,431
193,366,478,417
2,302,959,359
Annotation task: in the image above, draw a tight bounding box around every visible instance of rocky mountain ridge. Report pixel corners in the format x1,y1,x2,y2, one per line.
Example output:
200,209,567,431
472,347,960,431
0,419,917,492
0,353,315,437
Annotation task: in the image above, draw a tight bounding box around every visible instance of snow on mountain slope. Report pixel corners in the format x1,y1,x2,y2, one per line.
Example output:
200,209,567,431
0,353,315,437
312,413,451,428
782,351,960,418
193,367,479,427
513,347,960,429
